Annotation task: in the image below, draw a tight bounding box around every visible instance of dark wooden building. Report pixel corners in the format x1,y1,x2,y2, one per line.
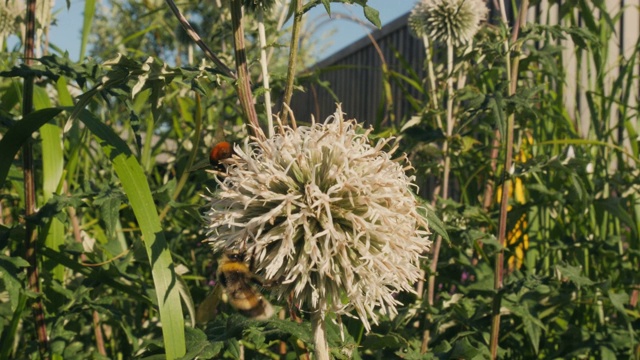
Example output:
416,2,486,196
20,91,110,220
289,12,425,127
288,2,639,146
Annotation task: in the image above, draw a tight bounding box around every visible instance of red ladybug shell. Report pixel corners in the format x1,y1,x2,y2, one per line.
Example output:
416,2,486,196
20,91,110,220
210,141,233,168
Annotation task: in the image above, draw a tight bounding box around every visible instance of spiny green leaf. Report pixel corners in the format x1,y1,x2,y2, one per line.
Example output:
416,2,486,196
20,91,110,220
556,264,594,287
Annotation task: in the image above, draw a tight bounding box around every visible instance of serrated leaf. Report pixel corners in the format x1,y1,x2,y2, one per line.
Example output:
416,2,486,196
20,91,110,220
503,301,544,354
425,208,450,244
556,264,594,287
100,193,121,240
416,199,450,244
607,291,629,318
177,328,221,360
449,336,483,359
265,318,313,344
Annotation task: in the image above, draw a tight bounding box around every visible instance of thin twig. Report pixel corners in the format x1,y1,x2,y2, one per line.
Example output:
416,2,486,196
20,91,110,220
23,0,49,358
164,0,236,80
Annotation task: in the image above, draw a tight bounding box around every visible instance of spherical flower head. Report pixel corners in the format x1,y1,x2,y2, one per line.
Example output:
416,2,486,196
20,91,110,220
409,0,488,46
205,106,431,331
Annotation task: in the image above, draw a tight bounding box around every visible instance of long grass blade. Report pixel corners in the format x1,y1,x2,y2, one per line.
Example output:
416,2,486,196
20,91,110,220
79,0,96,61
76,109,186,359
34,86,65,282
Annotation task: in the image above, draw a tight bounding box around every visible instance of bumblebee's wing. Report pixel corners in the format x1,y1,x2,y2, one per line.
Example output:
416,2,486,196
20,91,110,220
196,284,224,325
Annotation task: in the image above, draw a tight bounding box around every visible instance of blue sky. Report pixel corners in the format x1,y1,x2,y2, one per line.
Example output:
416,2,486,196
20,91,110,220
47,0,415,62
304,0,415,59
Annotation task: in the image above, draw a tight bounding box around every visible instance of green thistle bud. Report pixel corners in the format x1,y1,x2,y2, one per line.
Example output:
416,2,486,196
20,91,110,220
409,0,489,45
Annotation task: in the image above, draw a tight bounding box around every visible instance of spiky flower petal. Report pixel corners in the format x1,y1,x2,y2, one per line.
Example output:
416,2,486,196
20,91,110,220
409,0,489,45
205,106,431,331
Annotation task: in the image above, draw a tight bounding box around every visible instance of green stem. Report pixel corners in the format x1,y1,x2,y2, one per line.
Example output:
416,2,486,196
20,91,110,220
281,0,302,125
423,36,455,354
443,37,454,201
257,8,274,137
422,35,443,129
490,0,529,358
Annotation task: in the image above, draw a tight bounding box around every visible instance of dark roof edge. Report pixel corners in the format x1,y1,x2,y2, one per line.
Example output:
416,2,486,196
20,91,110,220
312,11,411,69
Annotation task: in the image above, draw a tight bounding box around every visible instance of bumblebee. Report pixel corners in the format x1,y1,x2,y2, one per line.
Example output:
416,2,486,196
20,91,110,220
197,252,274,323
209,141,234,169
187,141,234,173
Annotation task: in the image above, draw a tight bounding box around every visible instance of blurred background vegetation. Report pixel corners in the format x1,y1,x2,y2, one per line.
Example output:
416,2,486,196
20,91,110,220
0,0,638,358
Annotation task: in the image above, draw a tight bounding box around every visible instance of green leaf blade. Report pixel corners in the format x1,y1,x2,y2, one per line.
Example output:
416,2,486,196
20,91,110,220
77,109,186,359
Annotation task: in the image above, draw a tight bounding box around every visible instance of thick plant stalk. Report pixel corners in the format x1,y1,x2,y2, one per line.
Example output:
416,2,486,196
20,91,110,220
423,36,455,354
23,0,49,357
416,35,441,312
489,0,529,358
443,39,454,202
311,301,329,360
257,8,274,137
92,311,106,356
281,0,302,125
230,0,264,139
422,35,444,129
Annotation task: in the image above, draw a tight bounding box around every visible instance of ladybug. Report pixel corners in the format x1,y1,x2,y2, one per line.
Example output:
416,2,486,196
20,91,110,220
209,141,234,169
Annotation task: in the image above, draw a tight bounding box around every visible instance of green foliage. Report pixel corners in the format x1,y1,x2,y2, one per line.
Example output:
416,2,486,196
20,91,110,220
1,0,639,358
391,0,640,357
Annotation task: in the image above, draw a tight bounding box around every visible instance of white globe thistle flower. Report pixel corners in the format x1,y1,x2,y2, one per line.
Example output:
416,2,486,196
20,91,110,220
409,0,489,46
205,106,431,332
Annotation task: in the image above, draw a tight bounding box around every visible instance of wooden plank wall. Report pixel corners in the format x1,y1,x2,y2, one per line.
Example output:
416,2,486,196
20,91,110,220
289,13,425,127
